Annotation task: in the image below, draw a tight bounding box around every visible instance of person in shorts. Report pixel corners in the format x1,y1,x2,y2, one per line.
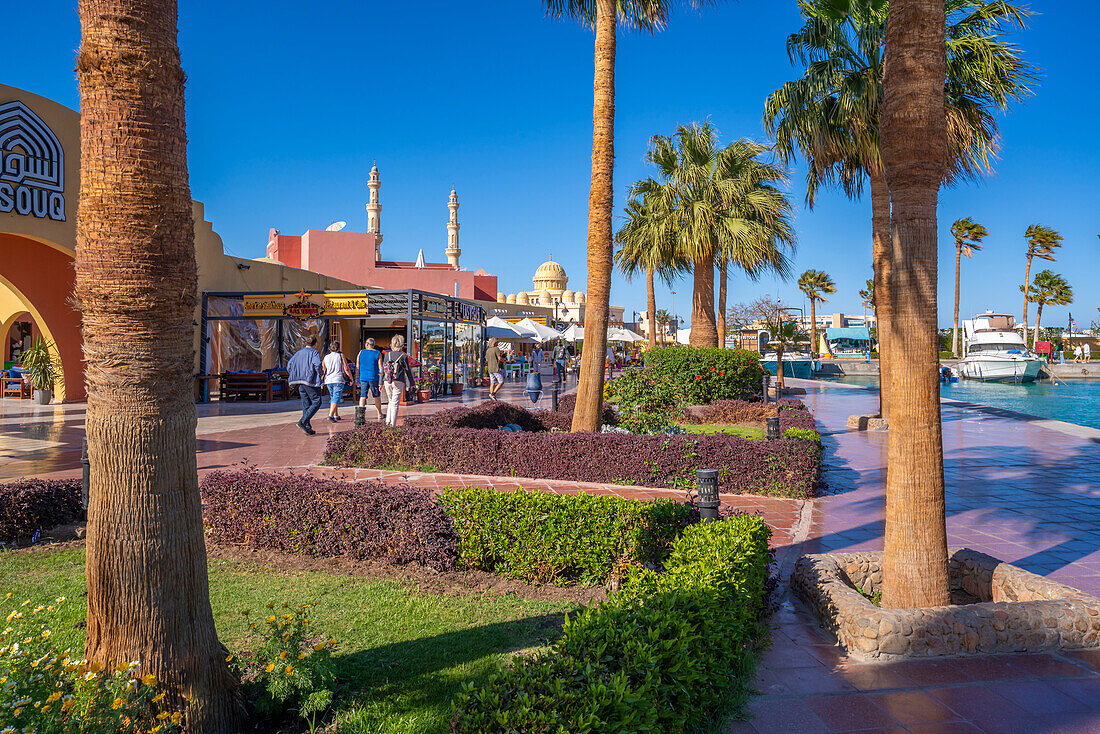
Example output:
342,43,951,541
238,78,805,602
486,337,504,400
322,341,352,423
356,337,384,420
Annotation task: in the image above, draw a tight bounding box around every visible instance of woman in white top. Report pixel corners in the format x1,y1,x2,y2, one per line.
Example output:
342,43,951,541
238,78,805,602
322,341,353,422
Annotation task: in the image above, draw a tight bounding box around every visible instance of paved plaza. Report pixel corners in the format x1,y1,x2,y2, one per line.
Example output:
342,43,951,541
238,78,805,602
2,377,1100,731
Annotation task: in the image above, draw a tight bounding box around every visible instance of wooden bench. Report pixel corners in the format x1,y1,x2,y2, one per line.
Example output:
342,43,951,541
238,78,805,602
219,372,273,402
2,376,30,399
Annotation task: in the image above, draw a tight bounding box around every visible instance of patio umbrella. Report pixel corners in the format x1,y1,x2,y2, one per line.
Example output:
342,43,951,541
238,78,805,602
609,325,646,342
515,318,561,342
560,323,584,341
485,316,534,341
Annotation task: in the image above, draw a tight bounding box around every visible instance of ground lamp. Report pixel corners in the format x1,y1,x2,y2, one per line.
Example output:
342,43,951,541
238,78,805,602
766,416,781,439
696,468,720,522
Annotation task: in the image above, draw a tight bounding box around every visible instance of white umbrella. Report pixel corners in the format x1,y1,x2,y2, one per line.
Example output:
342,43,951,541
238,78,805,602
414,248,426,269
560,323,584,341
515,317,561,342
609,325,646,342
485,316,533,341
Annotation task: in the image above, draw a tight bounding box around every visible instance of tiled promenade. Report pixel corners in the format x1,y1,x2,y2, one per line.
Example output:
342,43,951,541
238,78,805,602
3,376,1100,731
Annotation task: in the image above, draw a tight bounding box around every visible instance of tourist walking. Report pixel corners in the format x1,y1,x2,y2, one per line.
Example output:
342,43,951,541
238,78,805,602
531,342,545,368
1074,344,1083,363
322,341,352,423
356,337,384,421
288,335,323,435
485,337,504,400
553,338,568,383
1085,343,1092,363
606,343,616,379
382,334,415,426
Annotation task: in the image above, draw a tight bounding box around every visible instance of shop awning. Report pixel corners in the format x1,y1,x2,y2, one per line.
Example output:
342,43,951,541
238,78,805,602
826,327,871,341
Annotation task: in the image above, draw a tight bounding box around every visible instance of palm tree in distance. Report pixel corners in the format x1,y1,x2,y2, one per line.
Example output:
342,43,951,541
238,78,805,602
1025,270,1073,345
859,277,875,328
654,308,673,342
615,195,679,348
950,217,988,356
630,124,795,348
542,0,725,432
1021,224,1063,342
797,269,836,357
764,0,1036,419
76,0,241,727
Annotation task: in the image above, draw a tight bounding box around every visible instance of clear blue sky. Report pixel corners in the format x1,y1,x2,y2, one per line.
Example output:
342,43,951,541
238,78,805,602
6,1,1097,330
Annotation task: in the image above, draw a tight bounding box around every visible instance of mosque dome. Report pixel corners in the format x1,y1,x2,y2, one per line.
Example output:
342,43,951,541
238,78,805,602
516,291,530,305
538,289,552,305
532,257,569,292
562,289,575,303
575,291,585,304
506,293,517,304
496,292,506,303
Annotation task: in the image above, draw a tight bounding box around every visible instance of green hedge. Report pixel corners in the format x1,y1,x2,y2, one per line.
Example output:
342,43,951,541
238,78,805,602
644,345,763,404
438,488,694,585
451,514,772,732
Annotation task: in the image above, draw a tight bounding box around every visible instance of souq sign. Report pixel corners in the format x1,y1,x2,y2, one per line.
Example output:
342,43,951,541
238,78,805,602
0,101,66,221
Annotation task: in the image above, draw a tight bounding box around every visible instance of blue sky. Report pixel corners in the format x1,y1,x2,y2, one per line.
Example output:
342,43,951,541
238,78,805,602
6,1,1097,329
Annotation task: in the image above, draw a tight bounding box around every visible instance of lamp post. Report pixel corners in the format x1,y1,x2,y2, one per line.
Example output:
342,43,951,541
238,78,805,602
670,290,677,342
695,468,720,522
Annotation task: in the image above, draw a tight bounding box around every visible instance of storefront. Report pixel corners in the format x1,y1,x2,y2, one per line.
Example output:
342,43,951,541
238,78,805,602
199,288,485,395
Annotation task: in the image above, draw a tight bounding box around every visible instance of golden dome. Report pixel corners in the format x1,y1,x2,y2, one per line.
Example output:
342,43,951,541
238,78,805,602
506,293,517,304
575,291,585,304
534,259,566,280
562,289,575,302
496,292,506,303
532,257,568,292
538,289,552,304
516,291,530,305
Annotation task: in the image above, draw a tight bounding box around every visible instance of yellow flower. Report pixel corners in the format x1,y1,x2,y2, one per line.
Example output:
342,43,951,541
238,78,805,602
328,638,338,646
225,654,234,663
157,711,170,720
284,666,294,676
45,692,62,703
152,692,166,703
170,712,182,724
313,643,326,652
264,663,275,673
266,616,276,623
40,704,51,712
298,653,305,660
279,651,287,660
141,673,157,686
89,661,105,673
12,709,21,717
149,726,164,734
61,698,75,713
112,697,124,710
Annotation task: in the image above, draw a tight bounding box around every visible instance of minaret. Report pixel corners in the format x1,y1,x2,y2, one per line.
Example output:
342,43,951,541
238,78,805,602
366,162,382,260
445,186,461,269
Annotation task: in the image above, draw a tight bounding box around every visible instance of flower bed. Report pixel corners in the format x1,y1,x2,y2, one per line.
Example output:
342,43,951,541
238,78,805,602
451,514,773,732
405,394,616,433
200,467,459,571
439,487,695,584
0,478,83,543
643,345,764,404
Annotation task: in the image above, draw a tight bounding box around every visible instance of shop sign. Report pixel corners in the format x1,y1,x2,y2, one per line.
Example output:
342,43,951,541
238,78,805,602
285,299,325,320
242,291,370,319
458,302,482,323
0,101,66,221
422,297,447,317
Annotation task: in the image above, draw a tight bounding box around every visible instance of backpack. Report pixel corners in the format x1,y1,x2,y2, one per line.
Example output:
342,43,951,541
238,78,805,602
382,352,396,383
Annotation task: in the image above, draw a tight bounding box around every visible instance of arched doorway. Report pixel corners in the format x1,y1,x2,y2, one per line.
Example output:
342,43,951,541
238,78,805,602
0,233,82,401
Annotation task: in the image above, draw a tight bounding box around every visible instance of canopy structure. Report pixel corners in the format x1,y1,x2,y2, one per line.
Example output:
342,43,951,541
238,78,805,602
485,316,531,341
825,327,871,342
560,323,584,341
515,317,562,342
608,325,646,342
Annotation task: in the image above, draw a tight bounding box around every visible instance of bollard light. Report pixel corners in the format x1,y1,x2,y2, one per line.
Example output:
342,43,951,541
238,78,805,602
551,381,559,411
81,436,90,514
354,406,366,428
766,415,781,439
696,468,720,522
762,372,770,404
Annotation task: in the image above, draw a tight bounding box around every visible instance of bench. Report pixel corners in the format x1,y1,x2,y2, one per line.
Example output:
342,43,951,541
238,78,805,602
2,375,30,399
219,372,273,402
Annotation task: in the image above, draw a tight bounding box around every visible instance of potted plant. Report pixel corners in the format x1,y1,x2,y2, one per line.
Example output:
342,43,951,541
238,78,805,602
21,337,62,405
450,381,463,396
415,376,433,403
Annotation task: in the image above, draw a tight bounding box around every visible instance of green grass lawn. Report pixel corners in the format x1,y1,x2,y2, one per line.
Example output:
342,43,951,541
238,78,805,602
0,547,576,733
678,423,765,439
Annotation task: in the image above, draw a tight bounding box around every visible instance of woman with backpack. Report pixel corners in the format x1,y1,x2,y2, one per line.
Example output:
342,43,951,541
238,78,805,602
382,334,415,426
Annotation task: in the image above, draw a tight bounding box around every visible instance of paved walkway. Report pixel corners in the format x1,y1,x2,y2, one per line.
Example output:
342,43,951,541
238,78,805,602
5,375,1100,732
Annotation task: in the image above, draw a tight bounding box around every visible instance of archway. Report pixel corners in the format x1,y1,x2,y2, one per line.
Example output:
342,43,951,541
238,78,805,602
0,233,82,401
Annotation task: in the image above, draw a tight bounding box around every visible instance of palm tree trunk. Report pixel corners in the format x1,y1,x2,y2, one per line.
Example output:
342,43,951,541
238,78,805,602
717,259,728,348
952,243,962,357
1034,302,1043,345
879,0,950,610
870,168,893,421
76,0,241,728
571,0,615,432
776,344,785,390
646,266,657,349
809,297,818,359
689,257,718,347
1021,254,1033,343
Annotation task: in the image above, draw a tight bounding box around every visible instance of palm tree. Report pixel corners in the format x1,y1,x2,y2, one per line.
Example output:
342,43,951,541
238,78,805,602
1021,224,1063,341
615,195,679,348
75,0,240,728
543,1,723,432
797,269,836,357
765,317,807,391
654,308,673,342
764,0,1036,419
859,277,875,329
1025,270,1073,345
630,124,795,348
950,217,988,356
877,0,950,609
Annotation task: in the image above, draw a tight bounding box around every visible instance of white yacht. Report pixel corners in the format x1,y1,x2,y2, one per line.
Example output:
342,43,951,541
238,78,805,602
959,312,1044,383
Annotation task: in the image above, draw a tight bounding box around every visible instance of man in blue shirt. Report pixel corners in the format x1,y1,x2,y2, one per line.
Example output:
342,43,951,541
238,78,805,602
356,337,384,421
287,335,323,435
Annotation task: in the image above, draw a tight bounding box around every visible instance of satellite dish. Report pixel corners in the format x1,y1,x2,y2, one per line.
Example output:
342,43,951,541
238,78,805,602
326,221,347,232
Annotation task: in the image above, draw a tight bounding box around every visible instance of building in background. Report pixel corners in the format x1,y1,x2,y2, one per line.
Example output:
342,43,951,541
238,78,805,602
492,256,625,329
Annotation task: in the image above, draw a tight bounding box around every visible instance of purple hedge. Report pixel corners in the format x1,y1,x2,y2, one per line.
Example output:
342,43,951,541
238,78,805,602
682,397,817,433
199,467,458,570
0,478,83,542
324,424,820,498
405,394,616,433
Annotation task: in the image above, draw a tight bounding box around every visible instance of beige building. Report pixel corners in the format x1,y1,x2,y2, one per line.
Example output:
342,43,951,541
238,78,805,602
493,257,625,328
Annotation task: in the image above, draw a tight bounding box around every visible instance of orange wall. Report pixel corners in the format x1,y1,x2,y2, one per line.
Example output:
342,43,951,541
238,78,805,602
0,234,84,400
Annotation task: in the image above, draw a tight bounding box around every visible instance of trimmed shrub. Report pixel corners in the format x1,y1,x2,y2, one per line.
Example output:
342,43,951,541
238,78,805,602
604,367,682,434
643,345,764,403
405,394,616,433
683,397,818,433
0,478,83,542
199,468,458,571
784,427,821,442
438,487,695,584
325,425,820,498
451,513,773,732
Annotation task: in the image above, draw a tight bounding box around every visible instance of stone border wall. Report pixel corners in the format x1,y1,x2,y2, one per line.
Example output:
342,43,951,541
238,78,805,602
791,548,1100,660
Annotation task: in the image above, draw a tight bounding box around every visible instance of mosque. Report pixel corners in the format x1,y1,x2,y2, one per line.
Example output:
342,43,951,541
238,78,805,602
490,256,625,329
